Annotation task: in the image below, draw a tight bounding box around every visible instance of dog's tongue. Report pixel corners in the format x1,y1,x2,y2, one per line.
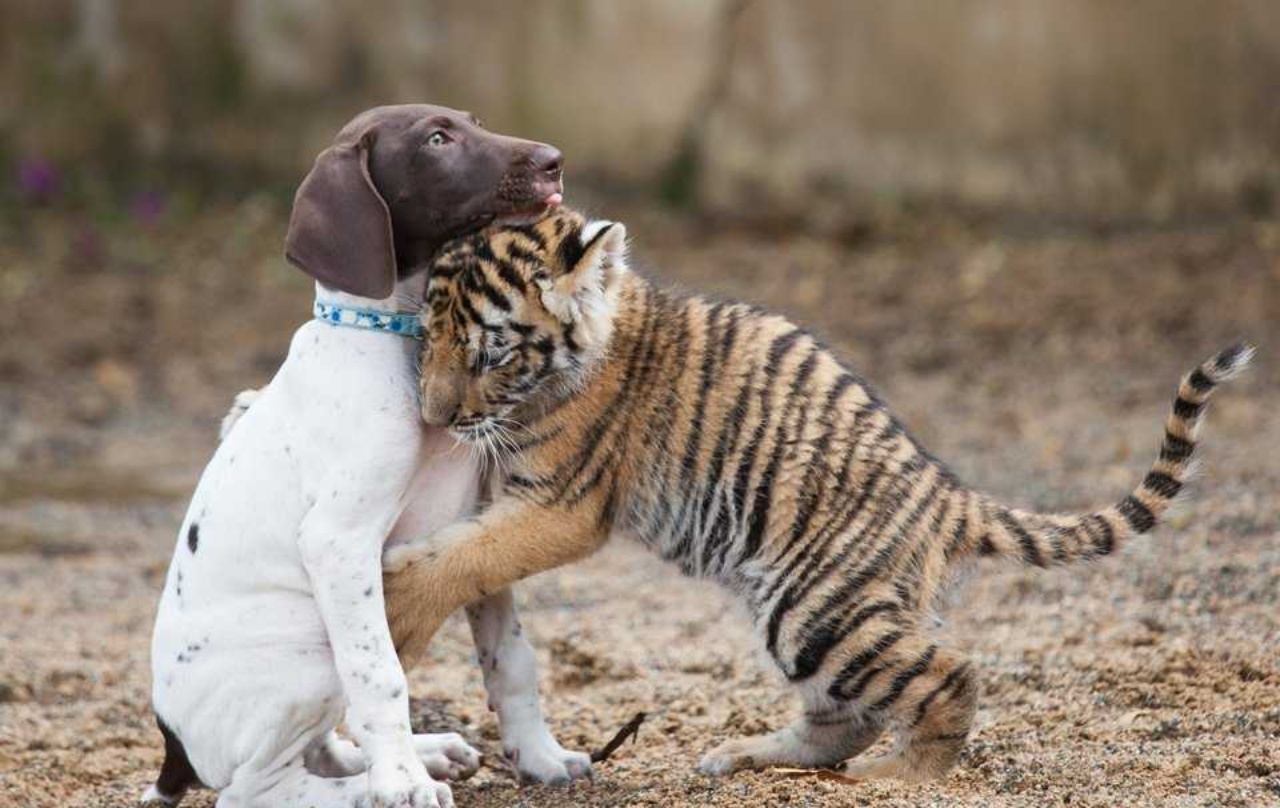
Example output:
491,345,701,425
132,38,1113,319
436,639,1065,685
544,192,564,208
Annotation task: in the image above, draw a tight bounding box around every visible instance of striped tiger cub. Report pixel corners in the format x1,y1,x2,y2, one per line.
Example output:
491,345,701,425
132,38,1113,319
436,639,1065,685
383,207,1254,782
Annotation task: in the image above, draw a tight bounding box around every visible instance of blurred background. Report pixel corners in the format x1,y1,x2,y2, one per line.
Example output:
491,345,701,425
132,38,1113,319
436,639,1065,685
2,4,1278,807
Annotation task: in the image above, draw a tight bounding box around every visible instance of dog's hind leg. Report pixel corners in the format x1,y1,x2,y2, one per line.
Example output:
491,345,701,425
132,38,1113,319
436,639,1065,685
303,732,366,778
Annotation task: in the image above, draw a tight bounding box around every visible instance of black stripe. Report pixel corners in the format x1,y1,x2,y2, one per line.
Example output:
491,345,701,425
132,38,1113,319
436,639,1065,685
1118,495,1156,533
741,343,818,562
469,272,513,313
994,510,1046,567
829,630,905,701
944,496,970,560
788,600,900,682
556,223,586,270
1187,368,1215,393
911,663,971,728
694,310,746,555
844,662,893,702
869,644,938,713
1159,431,1195,463
1091,514,1115,554
507,223,549,252
699,325,757,573
666,302,728,560
1173,396,1204,419
1142,470,1182,498
455,287,491,329
783,375,857,552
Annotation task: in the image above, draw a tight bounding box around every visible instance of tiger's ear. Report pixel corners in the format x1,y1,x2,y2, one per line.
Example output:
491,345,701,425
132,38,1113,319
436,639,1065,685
539,220,628,330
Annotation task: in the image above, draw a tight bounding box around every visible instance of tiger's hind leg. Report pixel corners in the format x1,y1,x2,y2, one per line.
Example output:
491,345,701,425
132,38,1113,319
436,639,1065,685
698,700,886,776
838,641,977,783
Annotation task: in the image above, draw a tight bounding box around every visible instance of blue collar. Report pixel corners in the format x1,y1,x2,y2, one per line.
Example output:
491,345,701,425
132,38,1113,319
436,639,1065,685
313,301,424,340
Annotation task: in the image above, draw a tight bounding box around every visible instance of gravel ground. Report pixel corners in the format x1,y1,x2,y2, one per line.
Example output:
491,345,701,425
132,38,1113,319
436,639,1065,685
1,206,1277,807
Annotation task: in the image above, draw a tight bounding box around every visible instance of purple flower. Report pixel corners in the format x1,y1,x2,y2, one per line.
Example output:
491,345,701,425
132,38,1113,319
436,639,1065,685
129,190,168,225
17,156,61,200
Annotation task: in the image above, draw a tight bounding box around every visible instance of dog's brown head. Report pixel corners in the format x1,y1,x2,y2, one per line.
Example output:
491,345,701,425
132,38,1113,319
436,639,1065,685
285,104,563,299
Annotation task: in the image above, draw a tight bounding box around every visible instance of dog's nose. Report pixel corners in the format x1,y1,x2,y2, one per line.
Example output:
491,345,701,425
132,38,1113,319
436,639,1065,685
531,145,563,180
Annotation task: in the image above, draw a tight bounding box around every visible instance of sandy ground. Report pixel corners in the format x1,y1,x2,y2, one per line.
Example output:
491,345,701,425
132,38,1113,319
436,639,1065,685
1,205,1278,807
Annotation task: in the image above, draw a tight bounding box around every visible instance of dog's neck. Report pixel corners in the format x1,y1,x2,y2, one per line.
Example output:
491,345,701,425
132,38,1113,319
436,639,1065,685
314,273,427,315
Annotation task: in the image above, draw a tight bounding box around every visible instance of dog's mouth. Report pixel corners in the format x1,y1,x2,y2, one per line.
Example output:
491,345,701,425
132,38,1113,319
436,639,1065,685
493,179,564,226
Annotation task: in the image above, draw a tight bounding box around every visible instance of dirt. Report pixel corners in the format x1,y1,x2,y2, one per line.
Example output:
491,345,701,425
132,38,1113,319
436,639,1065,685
1,203,1278,807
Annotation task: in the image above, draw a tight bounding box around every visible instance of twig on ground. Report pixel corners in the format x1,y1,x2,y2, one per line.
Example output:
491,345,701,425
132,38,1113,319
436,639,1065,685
590,712,647,763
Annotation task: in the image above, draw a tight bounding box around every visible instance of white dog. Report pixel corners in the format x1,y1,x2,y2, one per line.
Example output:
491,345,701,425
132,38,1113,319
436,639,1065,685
144,105,588,808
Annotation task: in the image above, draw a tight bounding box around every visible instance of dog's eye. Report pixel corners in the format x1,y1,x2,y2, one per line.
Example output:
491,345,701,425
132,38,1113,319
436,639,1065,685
427,131,450,147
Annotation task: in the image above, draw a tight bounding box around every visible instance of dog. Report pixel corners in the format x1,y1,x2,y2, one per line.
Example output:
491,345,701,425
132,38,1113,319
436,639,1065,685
144,105,589,808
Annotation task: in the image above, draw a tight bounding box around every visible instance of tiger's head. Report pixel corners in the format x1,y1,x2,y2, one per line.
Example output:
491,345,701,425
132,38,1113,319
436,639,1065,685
418,207,628,443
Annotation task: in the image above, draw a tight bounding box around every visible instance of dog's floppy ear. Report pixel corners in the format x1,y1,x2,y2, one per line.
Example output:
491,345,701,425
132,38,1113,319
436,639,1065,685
285,131,396,299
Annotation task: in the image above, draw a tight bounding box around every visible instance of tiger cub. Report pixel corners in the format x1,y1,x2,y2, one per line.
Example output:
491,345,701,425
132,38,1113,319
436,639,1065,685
383,207,1253,782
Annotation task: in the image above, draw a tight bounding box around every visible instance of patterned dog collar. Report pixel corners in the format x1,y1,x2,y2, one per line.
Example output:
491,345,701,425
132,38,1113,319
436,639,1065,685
313,301,424,340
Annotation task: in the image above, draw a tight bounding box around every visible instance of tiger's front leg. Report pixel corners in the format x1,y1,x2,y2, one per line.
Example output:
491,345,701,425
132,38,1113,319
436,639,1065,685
383,496,606,663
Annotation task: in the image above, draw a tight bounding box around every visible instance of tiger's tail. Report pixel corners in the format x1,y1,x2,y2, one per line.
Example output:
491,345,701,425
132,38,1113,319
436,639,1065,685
950,342,1255,568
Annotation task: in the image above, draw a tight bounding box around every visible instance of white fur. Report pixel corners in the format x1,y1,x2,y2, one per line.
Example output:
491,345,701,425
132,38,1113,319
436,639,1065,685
149,278,588,808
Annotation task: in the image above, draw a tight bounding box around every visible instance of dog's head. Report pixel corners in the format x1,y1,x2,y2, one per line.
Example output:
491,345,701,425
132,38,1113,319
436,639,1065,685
285,104,563,299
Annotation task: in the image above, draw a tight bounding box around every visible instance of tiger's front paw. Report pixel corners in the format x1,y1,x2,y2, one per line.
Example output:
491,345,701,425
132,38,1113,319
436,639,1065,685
383,540,433,573
383,522,472,572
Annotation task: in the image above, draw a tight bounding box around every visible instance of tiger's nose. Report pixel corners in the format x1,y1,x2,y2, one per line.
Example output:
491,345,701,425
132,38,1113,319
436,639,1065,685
421,398,459,428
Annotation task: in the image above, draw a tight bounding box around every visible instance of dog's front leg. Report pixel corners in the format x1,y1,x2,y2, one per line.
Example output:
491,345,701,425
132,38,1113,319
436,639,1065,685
299,499,451,808
466,591,594,783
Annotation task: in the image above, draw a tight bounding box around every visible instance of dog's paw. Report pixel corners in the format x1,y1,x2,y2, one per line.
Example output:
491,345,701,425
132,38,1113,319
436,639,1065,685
413,732,481,781
365,758,452,808
218,388,263,441
506,730,593,785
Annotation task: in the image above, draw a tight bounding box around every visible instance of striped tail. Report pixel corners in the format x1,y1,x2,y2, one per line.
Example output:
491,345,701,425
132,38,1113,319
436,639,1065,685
952,342,1255,568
